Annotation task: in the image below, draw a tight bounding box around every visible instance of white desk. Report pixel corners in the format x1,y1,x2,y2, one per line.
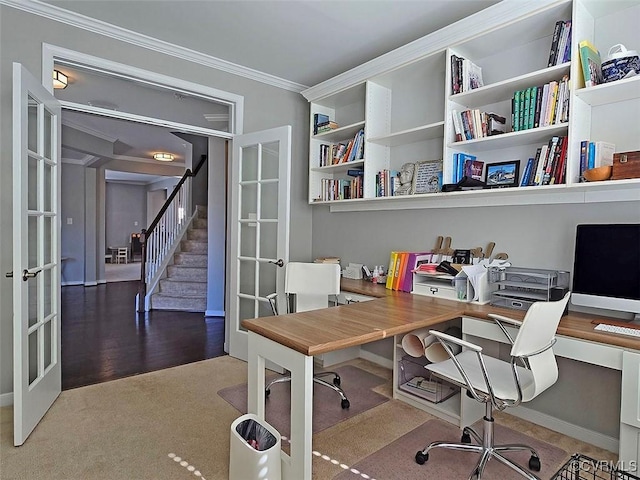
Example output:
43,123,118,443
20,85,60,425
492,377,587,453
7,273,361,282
243,283,640,479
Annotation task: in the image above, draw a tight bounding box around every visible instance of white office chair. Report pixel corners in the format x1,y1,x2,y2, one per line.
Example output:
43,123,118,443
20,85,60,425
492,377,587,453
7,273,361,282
265,262,350,409
415,292,571,480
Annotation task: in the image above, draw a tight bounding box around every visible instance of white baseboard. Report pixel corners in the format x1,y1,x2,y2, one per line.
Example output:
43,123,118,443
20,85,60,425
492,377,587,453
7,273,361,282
511,405,619,454
359,349,394,370
0,392,14,407
61,281,84,287
84,281,98,287
205,310,225,317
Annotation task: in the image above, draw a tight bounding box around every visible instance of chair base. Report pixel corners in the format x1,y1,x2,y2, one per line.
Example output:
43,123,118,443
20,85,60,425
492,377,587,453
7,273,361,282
415,404,541,480
265,371,350,409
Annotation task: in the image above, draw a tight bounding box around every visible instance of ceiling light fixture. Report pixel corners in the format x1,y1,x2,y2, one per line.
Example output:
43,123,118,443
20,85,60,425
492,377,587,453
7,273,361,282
153,153,174,162
53,70,68,89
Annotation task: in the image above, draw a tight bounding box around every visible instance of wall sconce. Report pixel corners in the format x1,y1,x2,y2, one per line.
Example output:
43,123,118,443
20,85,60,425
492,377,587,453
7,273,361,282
153,153,174,162
53,70,68,89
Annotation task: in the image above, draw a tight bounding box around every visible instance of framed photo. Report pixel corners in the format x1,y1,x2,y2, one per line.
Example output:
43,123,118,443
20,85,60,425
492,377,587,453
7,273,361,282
412,160,443,194
485,160,520,188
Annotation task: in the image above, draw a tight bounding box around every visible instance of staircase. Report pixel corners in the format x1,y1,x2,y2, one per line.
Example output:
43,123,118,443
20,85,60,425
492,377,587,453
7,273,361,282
150,206,208,312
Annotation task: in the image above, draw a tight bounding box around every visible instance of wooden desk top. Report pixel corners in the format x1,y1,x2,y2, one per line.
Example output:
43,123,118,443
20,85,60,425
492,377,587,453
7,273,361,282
241,278,640,355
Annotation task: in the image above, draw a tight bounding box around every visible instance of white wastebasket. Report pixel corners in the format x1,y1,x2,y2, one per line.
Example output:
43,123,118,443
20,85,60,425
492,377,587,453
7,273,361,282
229,413,281,480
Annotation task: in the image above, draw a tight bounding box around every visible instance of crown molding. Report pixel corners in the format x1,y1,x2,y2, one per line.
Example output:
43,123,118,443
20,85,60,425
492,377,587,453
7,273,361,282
62,118,118,143
302,0,566,101
1,0,307,93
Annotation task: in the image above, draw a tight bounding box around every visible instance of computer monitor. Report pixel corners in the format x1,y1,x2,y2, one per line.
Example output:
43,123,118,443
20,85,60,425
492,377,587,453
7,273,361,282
571,224,640,322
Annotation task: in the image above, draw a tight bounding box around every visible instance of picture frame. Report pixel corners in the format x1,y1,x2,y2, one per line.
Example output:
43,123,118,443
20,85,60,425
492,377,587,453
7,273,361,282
485,160,520,188
412,160,443,194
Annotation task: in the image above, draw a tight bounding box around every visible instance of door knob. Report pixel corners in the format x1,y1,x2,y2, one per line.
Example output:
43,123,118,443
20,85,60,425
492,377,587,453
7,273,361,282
22,268,42,281
5,271,12,278
269,259,284,268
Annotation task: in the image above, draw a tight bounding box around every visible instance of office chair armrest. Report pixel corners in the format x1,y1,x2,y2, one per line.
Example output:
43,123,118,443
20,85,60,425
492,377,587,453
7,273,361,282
266,293,278,316
488,313,522,346
429,330,482,352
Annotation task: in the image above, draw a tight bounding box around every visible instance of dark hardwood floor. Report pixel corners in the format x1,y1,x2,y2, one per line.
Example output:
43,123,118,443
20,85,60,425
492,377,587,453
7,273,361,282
61,281,226,390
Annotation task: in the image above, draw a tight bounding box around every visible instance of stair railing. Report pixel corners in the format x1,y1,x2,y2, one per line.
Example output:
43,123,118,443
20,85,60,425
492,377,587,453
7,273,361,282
137,154,207,312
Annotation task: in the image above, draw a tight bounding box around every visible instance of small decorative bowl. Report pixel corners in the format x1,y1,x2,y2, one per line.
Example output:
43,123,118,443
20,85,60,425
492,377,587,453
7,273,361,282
583,165,612,182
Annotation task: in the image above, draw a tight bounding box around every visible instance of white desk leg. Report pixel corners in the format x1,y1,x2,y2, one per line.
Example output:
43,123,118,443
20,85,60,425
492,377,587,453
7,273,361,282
247,332,314,480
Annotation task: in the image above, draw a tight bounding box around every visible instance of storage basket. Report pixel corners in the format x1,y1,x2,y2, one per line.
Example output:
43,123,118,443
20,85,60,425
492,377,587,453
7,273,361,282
601,44,640,83
552,453,639,480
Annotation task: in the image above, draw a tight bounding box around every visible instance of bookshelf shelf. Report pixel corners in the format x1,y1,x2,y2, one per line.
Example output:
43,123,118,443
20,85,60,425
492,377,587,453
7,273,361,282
367,121,445,147
305,0,640,211
450,63,572,109
574,76,640,106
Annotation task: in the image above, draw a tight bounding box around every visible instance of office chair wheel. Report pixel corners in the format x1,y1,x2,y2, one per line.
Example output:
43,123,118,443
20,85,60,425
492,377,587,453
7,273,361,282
333,375,341,387
528,455,541,472
461,432,471,443
415,451,428,465
341,399,350,409
265,389,271,397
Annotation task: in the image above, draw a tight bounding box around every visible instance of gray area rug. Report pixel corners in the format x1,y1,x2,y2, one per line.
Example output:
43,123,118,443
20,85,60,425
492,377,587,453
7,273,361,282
217,365,389,437
334,418,568,480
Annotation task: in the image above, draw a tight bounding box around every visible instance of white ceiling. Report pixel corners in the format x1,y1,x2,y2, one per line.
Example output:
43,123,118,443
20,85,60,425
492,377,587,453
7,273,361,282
43,0,501,87
40,0,501,182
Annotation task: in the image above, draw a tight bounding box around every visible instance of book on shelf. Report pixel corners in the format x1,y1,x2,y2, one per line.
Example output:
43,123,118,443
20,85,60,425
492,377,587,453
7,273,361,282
315,121,339,134
393,252,409,291
520,157,534,186
548,20,572,67
386,251,400,289
579,40,603,88
450,54,483,94
314,257,340,264
461,155,483,181
313,113,329,135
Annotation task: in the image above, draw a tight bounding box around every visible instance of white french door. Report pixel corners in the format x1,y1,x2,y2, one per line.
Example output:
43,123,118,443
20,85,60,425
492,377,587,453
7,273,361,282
12,63,62,446
227,126,291,361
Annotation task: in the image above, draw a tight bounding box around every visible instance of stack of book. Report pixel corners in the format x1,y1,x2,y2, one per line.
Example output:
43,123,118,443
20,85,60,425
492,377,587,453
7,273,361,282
314,257,340,264
547,20,572,67
386,251,433,292
316,121,339,134
450,54,484,94
519,135,568,186
511,75,570,132
451,109,504,141
320,175,363,201
452,153,483,183
578,40,604,88
318,129,364,167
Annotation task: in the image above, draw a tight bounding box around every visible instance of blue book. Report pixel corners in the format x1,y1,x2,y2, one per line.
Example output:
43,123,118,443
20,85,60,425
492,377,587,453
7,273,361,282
520,158,534,186
452,153,459,183
587,141,595,170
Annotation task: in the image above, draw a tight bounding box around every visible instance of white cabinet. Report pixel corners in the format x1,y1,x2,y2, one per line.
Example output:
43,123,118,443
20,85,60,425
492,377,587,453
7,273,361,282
620,350,640,471
305,0,640,212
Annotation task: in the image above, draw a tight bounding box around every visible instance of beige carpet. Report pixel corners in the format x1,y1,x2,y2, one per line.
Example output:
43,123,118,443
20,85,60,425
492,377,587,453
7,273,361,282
0,356,617,480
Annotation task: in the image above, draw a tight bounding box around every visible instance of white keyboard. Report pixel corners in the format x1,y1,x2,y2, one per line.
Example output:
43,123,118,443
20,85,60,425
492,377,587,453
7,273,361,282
594,323,640,338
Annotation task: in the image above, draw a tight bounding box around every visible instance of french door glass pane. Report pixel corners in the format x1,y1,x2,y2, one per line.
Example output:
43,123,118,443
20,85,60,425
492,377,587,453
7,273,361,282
44,108,52,159
240,183,258,219
258,262,277,298
240,223,256,258
27,96,37,153
28,156,38,211
28,330,38,384
260,222,277,259
43,163,52,212
43,268,52,318
238,260,255,296
261,182,278,219
28,279,38,328
261,141,279,180
241,145,258,182
43,320,52,370
28,216,38,268
238,297,254,332
43,216,52,265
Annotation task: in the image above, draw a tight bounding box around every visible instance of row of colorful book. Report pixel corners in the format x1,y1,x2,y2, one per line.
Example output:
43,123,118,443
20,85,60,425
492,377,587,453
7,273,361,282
512,75,570,132
319,175,363,201
519,135,568,187
451,109,506,142
450,54,483,95
375,169,399,197
317,128,364,167
385,251,433,292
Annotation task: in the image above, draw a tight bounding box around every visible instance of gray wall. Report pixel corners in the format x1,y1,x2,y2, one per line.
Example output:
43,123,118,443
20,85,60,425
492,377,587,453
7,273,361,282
61,164,86,285
105,182,147,249
0,5,312,398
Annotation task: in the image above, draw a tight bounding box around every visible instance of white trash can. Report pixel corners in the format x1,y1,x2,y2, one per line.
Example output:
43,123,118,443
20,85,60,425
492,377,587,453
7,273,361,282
229,413,281,480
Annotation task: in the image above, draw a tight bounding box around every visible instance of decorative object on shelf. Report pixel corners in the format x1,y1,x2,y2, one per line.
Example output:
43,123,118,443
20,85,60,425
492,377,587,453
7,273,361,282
611,150,640,180
601,44,640,83
485,160,520,188
579,40,603,87
413,160,443,194
395,162,415,195
583,165,612,182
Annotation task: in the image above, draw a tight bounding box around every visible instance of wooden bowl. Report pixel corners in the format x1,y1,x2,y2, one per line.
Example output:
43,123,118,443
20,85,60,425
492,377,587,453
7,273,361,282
583,165,612,182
